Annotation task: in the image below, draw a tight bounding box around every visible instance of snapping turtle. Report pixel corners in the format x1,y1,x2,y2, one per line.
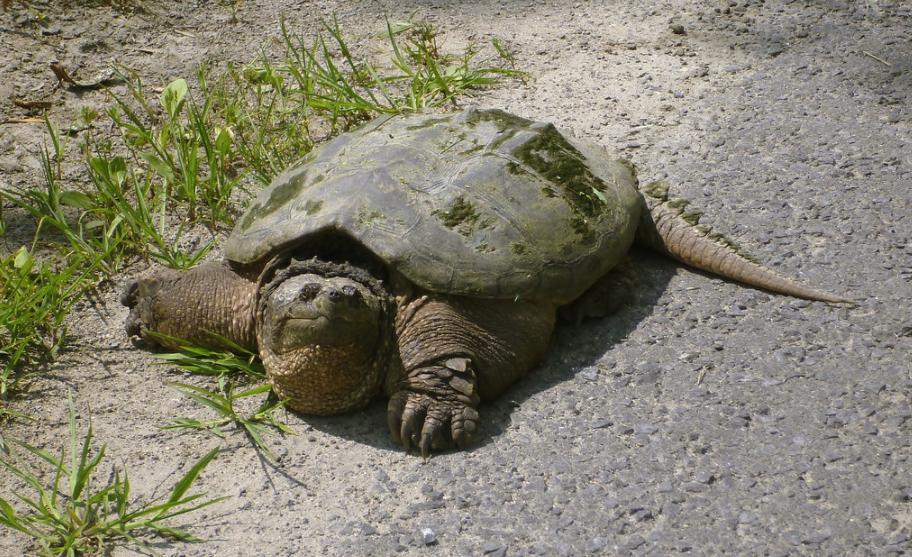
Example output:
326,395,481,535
123,108,846,456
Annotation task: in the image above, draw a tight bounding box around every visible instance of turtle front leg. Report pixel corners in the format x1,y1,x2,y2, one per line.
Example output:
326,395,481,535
387,293,556,456
387,355,481,455
122,261,259,351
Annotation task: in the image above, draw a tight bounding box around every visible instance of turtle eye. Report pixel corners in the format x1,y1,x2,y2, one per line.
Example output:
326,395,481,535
341,285,358,298
298,283,322,301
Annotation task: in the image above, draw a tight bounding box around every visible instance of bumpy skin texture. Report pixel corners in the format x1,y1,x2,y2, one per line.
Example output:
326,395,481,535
387,288,556,455
255,259,395,415
123,262,625,456
123,262,258,350
635,182,851,303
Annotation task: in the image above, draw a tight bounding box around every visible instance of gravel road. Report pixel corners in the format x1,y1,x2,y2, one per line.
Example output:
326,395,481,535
1,1,910,555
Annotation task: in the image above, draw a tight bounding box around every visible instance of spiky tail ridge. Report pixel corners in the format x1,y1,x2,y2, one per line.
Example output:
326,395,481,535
634,181,851,304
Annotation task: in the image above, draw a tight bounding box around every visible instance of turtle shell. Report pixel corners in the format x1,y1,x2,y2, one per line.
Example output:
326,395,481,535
225,109,642,304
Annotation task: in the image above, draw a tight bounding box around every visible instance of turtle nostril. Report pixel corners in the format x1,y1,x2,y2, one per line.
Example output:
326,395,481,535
327,288,342,301
299,283,322,301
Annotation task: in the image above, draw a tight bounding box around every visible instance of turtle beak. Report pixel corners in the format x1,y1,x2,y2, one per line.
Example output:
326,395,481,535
284,283,367,322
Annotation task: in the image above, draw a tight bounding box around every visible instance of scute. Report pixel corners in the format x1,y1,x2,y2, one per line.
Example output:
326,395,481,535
225,109,642,304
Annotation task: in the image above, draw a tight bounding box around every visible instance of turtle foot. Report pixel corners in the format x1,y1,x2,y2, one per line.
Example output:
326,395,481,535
387,389,479,458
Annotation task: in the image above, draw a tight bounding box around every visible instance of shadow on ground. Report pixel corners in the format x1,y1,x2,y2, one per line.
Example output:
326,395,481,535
300,248,677,453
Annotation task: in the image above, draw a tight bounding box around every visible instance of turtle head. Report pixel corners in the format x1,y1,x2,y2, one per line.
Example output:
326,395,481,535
262,273,382,352
257,261,393,415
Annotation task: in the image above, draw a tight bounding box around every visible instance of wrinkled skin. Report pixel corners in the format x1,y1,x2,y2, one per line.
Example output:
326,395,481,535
124,259,581,456
387,285,557,454
257,272,388,416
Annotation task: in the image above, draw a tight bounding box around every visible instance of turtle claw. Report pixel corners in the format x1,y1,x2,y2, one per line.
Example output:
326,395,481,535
387,390,479,456
121,279,139,307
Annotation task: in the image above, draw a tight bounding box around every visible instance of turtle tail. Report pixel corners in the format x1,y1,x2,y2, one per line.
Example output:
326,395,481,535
634,181,852,304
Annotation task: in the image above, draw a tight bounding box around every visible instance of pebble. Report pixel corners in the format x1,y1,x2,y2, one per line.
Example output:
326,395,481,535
683,482,708,493
590,417,613,429
483,541,507,556
418,527,437,546
578,366,599,381
585,537,608,552
623,535,645,550
802,529,832,545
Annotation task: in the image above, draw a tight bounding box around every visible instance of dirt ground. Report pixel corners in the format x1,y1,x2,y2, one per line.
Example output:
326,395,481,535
1,1,911,555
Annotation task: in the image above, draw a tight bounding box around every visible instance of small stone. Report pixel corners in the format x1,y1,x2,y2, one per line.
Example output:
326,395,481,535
730,416,750,428
483,541,507,556
738,511,757,524
802,529,832,544
783,531,802,545
637,362,662,384
585,537,608,552
767,43,786,57
418,527,437,545
670,24,686,35
634,423,658,434
888,532,909,546
590,417,613,429
408,500,445,512
578,366,599,381
355,522,377,536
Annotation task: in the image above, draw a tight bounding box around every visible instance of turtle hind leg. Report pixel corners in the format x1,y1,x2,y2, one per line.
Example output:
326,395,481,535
558,259,638,326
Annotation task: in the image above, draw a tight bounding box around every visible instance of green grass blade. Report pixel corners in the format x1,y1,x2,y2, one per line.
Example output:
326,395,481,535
167,382,234,416
0,497,42,537
232,383,272,399
163,447,220,508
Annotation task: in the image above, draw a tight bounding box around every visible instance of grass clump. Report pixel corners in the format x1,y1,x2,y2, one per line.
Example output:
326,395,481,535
0,392,225,555
0,247,98,399
155,336,294,463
